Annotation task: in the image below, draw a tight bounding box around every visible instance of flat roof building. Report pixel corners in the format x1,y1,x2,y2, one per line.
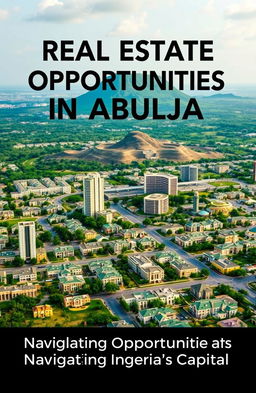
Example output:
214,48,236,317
144,173,178,195
144,193,169,215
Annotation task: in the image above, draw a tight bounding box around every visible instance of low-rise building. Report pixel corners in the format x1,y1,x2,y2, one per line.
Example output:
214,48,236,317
107,320,135,327
29,198,49,207
0,283,38,301
102,223,122,235
65,219,84,234
214,241,244,256
64,294,90,308
79,239,135,255
136,237,157,249
211,259,240,274
0,251,16,264
190,284,214,299
96,210,113,223
175,233,213,248
79,242,104,256
160,320,191,328
21,206,41,217
33,304,53,318
208,199,233,216
122,228,146,239
153,287,180,306
59,275,85,294
88,260,123,288
229,216,256,226
217,317,247,327
245,226,256,239
48,214,66,224
84,229,97,241
0,234,9,250
46,263,82,278
0,210,14,220
169,259,198,278
218,230,239,243
185,219,223,232
36,247,47,263
54,245,74,259
138,307,177,325
190,296,238,319
128,255,164,284
13,267,37,283
160,224,184,234
0,270,7,284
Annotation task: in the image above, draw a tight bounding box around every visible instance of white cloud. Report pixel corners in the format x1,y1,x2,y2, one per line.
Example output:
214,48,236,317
109,12,147,36
38,0,64,11
225,1,256,20
28,0,174,24
220,1,256,47
0,9,8,20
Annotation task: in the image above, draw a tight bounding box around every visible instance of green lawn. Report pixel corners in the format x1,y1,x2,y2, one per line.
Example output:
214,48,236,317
1,217,37,226
209,180,239,187
29,299,118,327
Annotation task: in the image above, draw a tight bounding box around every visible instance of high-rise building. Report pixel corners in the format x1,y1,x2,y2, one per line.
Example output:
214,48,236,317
83,172,104,216
144,173,178,195
180,165,198,182
144,194,169,215
18,221,36,261
253,161,256,182
193,191,199,213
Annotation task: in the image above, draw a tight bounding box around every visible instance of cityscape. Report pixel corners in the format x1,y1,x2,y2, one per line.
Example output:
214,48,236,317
0,147,256,328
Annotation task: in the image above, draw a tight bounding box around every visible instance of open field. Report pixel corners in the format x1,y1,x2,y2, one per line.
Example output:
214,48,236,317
29,299,118,327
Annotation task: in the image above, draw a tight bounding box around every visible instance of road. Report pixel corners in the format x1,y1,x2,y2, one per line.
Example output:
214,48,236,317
111,202,256,304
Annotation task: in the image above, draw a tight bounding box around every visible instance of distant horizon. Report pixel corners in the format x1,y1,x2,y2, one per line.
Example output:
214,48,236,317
0,83,256,99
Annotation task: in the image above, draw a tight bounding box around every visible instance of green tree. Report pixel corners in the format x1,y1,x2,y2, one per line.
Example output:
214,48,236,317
105,282,119,293
39,231,52,242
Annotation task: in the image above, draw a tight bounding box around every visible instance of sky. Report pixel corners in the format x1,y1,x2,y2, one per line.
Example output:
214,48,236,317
0,0,255,89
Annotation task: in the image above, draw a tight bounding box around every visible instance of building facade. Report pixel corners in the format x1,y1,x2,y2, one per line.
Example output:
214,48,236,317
180,165,198,182
83,172,104,217
144,193,169,215
144,173,178,195
18,221,36,261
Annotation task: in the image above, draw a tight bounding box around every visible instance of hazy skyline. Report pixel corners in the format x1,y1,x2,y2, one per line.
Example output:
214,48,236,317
0,0,255,88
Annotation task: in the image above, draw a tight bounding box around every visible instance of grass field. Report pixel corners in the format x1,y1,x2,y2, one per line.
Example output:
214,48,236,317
0,217,37,226
209,180,239,187
29,299,117,327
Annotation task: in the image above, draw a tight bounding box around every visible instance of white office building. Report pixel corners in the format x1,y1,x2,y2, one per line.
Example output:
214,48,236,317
18,221,36,261
83,172,104,216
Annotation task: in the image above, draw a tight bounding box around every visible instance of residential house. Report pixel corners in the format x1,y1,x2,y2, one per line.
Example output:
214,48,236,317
33,305,53,318
64,294,90,308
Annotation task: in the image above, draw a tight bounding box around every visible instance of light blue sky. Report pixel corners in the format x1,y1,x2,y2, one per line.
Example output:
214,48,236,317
0,0,255,88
